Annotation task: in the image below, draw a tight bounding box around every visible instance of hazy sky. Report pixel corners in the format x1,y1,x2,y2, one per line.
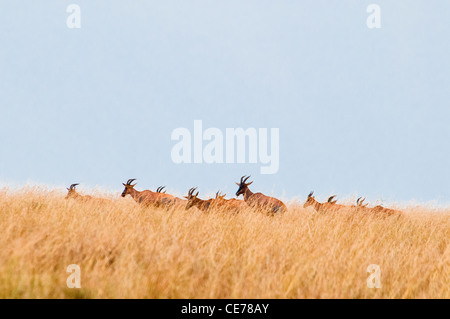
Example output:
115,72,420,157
1,1,449,204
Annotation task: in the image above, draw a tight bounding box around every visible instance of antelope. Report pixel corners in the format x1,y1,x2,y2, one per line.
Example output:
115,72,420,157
211,191,226,206
65,183,111,204
65,184,93,201
235,175,287,214
159,194,187,208
350,197,368,209
212,191,245,213
327,195,338,204
156,186,166,193
184,187,213,212
155,186,188,207
371,204,402,216
121,178,154,205
352,197,401,216
303,191,348,213
121,179,164,206
356,197,368,207
121,179,184,207
349,197,372,214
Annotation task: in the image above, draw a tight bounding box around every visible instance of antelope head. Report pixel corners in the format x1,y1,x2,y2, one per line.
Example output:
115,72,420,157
184,187,199,210
215,191,226,200
156,186,166,193
356,197,368,207
65,183,80,199
303,191,316,208
235,175,253,197
327,195,337,204
121,178,137,197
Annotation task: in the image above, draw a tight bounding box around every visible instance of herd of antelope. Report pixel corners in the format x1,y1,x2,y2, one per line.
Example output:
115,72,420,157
65,175,401,216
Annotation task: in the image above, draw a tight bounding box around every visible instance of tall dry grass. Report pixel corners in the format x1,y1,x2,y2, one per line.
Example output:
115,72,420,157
0,187,448,298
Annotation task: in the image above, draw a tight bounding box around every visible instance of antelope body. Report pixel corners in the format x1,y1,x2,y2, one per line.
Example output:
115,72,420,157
303,191,348,213
121,179,178,207
371,205,401,216
235,176,287,214
352,197,401,215
156,186,166,193
211,191,246,213
184,187,213,212
65,184,93,201
65,183,111,204
327,195,338,204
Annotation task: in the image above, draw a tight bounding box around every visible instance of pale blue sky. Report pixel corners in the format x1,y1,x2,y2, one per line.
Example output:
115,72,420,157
1,1,449,204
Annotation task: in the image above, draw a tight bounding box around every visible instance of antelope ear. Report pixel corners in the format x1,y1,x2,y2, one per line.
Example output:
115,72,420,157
247,181,253,185
66,188,70,191
122,183,126,186
184,196,189,199
131,183,137,187
235,182,240,185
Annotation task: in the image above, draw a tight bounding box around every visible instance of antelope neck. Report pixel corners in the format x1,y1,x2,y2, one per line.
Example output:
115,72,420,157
128,188,141,200
313,199,322,211
194,198,210,210
243,188,254,201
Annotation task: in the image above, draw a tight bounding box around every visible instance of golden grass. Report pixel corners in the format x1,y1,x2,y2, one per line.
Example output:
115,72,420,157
0,187,448,299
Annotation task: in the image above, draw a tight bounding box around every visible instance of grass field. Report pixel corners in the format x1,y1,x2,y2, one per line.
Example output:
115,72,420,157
0,187,448,298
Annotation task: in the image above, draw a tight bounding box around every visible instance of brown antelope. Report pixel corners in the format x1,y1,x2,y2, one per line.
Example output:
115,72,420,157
303,191,348,213
156,186,166,193
65,183,111,204
65,184,93,201
352,197,401,216
156,186,188,207
350,197,369,210
184,187,213,212
356,197,368,207
121,179,165,206
327,195,338,204
349,197,372,214
235,175,287,214
121,179,184,207
371,204,402,216
121,178,154,205
211,191,245,213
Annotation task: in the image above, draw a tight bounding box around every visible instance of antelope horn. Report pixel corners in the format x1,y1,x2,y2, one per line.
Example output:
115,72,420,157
126,178,136,185
216,191,226,198
356,197,361,205
69,183,79,190
328,195,336,203
157,186,166,193
188,187,198,197
243,175,251,184
308,191,314,198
